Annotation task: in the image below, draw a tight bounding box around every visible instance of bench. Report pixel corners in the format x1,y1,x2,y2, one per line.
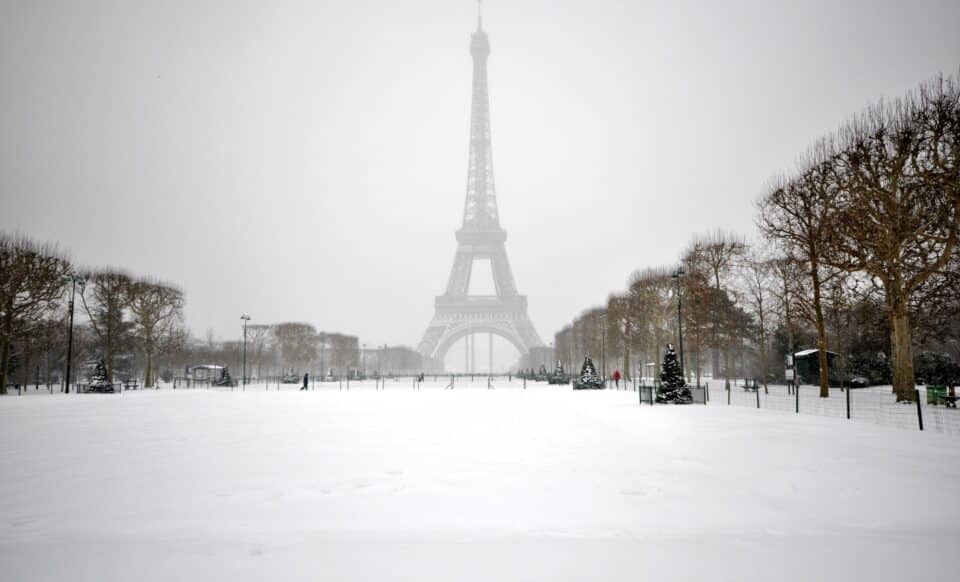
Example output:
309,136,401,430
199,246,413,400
938,394,958,409
78,383,117,393
123,381,139,390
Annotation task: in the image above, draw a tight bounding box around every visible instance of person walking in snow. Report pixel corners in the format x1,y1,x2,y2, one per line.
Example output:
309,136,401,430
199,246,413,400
612,369,621,388
301,372,309,391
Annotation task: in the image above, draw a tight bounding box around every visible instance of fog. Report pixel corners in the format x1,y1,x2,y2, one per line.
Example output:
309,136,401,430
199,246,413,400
2,0,958,353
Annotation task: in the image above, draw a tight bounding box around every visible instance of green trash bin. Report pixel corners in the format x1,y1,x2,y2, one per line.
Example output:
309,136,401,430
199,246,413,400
927,385,947,405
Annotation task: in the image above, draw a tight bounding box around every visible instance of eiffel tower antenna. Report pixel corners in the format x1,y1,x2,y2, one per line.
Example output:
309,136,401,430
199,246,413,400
418,9,544,369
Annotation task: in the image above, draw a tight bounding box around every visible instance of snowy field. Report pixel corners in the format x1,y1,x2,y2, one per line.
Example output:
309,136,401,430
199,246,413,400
2,381,958,581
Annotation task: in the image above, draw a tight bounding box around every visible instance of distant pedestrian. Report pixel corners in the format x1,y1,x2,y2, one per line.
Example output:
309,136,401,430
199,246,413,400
301,372,309,391
612,369,621,388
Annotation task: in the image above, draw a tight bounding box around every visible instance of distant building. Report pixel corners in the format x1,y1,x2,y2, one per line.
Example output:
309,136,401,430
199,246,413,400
368,345,436,376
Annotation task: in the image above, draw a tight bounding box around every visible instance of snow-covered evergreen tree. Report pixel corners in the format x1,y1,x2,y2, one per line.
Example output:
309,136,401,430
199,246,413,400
574,355,604,389
213,366,234,387
657,343,692,403
89,356,113,393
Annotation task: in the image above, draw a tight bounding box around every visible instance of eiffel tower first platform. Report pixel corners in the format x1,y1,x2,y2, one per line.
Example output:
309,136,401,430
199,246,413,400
417,10,544,370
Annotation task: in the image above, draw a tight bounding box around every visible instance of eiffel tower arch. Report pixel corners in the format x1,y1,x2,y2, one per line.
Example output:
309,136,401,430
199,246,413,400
418,10,544,370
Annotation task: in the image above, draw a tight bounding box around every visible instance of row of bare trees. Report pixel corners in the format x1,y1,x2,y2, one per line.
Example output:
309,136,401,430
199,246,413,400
78,269,185,387
0,231,377,391
554,233,757,390
185,322,362,380
188,327,431,379
758,72,959,401
554,72,959,401
0,233,185,393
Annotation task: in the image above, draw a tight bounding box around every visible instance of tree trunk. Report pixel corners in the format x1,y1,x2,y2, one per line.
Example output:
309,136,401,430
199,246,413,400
0,315,12,395
20,349,31,390
622,335,630,382
695,347,701,387
144,350,154,388
713,269,722,382
106,329,114,383
810,257,830,398
889,297,915,402
760,330,768,394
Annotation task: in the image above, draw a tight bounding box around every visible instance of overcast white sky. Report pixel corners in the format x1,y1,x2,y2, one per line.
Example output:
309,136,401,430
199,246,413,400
2,0,958,353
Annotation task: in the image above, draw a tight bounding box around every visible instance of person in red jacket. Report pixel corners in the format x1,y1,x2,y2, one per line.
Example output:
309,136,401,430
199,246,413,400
612,369,621,388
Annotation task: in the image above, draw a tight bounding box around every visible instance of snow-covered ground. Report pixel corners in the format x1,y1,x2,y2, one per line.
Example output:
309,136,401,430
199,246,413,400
2,381,958,581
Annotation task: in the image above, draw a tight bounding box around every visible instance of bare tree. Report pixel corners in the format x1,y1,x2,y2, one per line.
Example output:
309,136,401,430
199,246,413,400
627,267,674,381
0,234,70,394
824,277,862,391
759,147,841,398
769,255,806,385
78,269,132,382
686,231,747,388
741,249,775,392
606,293,632,380
328,332,359,376
245,324,271,379
272,322,318,374
828,74,960,401
126,279,185,387
553,326,573,374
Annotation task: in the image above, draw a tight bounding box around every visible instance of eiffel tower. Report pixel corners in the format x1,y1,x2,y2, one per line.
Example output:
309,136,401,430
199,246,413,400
417,7,544,371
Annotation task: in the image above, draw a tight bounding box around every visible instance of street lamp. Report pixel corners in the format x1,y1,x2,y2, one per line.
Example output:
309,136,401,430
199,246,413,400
241,314,251,389
63,273,86,394
362,343,367,377
672,267,685,375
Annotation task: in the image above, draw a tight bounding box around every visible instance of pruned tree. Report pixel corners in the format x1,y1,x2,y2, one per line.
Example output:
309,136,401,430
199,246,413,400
741,249,775,392
245,324,271,379
78,268,132,382
328,332,359,376
553,325,574,375
606,293,633,380
679,265,714,387
685,231,747,388
758,146,841,398
126,279,185,387
272,322,318,374
0,234,71,394
827,73,960,401
627,267,674,381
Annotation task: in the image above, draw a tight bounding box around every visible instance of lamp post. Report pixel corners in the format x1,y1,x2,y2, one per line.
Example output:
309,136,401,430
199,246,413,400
362,343,367,378
63,273,85,394
672,267,685,375
241,314,250,389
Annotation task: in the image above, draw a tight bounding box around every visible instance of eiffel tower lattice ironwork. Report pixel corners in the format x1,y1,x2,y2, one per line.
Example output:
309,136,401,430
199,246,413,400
417,11,544,369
